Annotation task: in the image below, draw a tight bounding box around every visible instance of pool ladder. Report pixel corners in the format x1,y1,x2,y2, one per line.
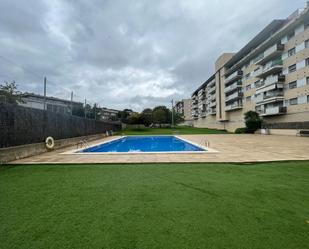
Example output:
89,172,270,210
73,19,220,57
202,139,210,148
77,139,90,149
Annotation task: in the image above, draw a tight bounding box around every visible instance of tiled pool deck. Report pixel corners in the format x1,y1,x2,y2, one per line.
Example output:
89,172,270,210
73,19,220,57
9,134,309,164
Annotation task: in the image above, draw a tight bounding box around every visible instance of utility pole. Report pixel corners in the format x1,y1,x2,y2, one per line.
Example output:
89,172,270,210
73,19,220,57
70,91,73,115
84,99,87,119
171,99,174,127
43,77,46,111
94,103,97,120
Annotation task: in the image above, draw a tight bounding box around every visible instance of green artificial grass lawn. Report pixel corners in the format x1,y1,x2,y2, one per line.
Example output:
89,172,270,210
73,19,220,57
116,126,229,135
1,162,309,249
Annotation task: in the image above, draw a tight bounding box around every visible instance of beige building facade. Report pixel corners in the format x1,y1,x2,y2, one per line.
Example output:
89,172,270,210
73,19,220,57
175,99,193,124
192,4,309,133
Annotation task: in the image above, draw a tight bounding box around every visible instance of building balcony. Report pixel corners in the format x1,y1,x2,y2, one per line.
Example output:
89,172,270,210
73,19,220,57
208,86,216,94
256,82,284,95
209,101,216,108
260,106,287,116
256,43,284,65
198,94,206,100
225,92,243,102
224,81,242,94
201,112,207,118
225,102,243,112
256,93,284,105
255,59,283,78
198,89,205,95
225,70,243,84
208,80,216,88
256,75,285,93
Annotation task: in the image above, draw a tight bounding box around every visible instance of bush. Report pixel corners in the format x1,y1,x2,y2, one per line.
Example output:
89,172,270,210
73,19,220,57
235,127,247,134
244,111,262,133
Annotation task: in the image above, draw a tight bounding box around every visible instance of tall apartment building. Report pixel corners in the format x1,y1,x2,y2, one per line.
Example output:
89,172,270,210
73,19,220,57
175,99,193,124
192,3,309,133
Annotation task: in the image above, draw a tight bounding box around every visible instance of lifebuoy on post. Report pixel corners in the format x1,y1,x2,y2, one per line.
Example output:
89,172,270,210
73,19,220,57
45,136,55,150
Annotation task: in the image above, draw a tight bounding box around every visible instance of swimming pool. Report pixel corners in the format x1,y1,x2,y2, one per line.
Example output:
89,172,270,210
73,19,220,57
77,136,206,153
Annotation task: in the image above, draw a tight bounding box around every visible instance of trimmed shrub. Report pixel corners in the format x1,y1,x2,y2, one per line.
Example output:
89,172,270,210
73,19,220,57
244,111,262,133
235,127,247,134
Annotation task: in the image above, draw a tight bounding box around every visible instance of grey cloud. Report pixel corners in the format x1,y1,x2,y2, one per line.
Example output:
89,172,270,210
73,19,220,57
0,0,305,111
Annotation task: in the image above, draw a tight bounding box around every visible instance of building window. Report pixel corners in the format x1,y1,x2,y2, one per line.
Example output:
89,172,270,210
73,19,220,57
244,73,250,80
306,58,309,66
246,84,251,91
287,31,295,41
288,81,297,89
289,98,298,105
288,47,296,57
288,64,296,73
307,95,309,103
307,77,309,85
246,96,251,102
305,39,309,48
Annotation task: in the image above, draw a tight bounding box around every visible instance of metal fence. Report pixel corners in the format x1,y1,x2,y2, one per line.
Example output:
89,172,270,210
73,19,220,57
0,103,121,148
263,121,309,129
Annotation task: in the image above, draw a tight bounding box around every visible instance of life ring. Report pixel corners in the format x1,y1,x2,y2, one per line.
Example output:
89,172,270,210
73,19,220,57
45,136,55,150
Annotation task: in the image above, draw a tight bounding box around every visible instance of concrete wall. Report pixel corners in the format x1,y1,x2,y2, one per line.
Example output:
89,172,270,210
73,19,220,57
0,133,107,164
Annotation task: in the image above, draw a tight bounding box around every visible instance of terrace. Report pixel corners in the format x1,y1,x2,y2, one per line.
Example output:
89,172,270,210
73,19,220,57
8,133,309,164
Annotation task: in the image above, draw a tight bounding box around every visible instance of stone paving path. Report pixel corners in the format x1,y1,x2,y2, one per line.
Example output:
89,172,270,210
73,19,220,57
10,134,309,164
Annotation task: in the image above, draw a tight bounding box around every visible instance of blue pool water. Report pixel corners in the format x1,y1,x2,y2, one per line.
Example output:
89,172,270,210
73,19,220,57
79,136,205,153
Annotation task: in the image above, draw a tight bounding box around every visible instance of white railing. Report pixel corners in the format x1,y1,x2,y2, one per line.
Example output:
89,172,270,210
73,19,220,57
261,106,286,115
208,86,216,93
224,82,242,93
225,70,242,83
264,44,279,58
252,68,263,77
225,92,241,102
225,102,243,111
263,75,281,86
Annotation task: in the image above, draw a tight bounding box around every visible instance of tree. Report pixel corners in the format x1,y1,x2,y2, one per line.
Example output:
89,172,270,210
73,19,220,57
174,112,184,124
127,112,142,124
244,111,262,133
140,108,153,126
0,81,23,104
72,105,85,117
118,109,133,123
152,106,170,125
152,109,166,126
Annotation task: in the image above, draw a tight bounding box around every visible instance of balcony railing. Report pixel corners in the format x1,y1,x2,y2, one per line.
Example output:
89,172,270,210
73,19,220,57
209,101,216,107
225,92,243,102
264,92,284,100
224,81,242,93
256,43,284,65
225,102,243,111
256,92,284,105
260,106,287,116
256,59,283,78
260,75,285,87
208,86,216,94
210,108,216,115
225,70,243,84
208,80,215,87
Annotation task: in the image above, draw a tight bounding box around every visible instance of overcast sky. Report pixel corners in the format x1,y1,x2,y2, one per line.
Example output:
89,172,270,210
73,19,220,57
0,0,305,111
